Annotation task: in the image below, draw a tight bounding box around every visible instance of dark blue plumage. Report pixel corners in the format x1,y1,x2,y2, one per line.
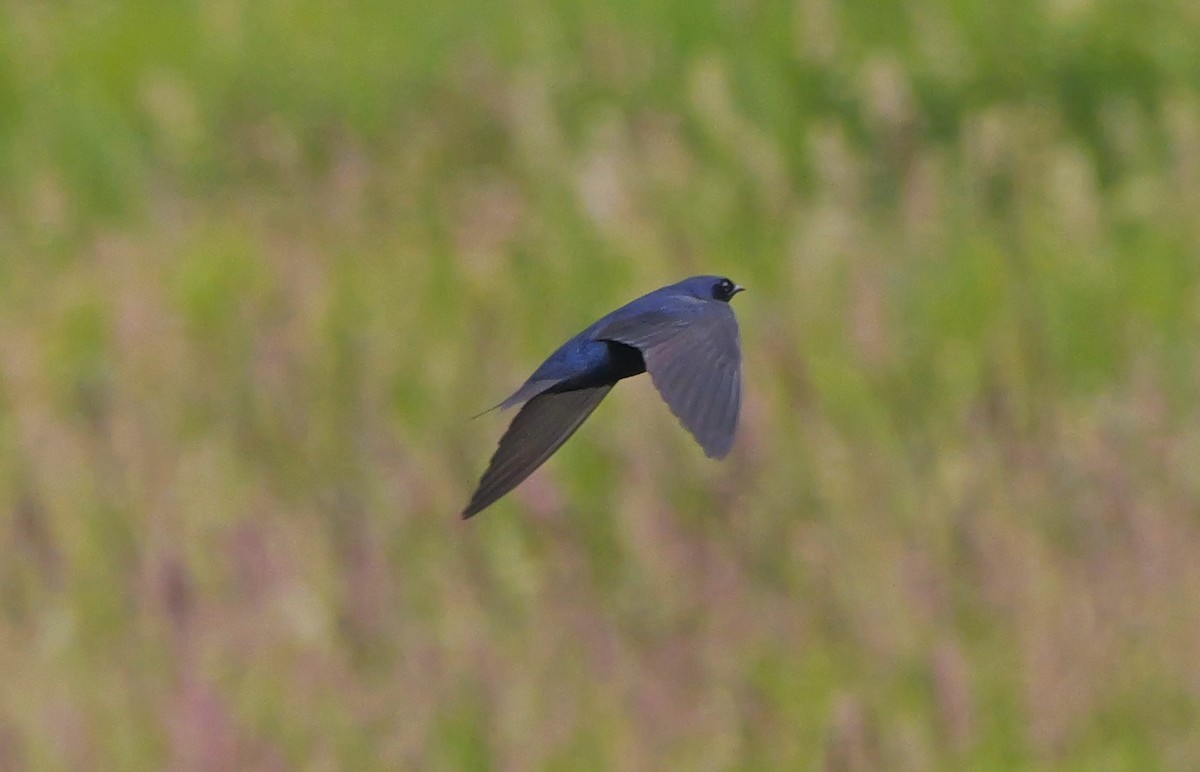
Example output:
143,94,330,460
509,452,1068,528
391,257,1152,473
463,275,744,518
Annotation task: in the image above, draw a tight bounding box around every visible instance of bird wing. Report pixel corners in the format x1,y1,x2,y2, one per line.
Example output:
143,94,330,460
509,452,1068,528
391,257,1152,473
593,301,741,458
462,384,613,518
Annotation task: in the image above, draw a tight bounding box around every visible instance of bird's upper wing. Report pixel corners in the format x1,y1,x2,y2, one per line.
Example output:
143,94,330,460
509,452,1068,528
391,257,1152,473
462,384,613,518
592,300,741,458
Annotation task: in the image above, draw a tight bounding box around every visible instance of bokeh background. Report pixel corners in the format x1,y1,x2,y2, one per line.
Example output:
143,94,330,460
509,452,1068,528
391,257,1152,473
2,0,1200,768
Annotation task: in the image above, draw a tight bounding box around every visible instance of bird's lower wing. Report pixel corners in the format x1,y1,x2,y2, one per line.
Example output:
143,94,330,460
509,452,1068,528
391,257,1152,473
594,305,741,458
462,384,613,518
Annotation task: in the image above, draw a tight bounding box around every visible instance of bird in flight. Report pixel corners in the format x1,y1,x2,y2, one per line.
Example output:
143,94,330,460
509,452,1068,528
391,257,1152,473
463,275,745,518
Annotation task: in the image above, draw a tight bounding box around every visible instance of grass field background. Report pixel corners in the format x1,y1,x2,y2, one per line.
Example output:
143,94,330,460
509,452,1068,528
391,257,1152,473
2,0,1200,768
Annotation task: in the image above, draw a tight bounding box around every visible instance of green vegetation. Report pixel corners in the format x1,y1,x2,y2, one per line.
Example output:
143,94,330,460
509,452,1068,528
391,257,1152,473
1,0,1199,767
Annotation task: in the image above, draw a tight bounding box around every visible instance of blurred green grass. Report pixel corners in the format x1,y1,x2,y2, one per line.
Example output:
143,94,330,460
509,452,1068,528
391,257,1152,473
1,0,1200,768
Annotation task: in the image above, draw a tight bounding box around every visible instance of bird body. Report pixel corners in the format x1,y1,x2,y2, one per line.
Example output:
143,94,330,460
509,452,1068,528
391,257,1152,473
463,275,744,518
495,332,645,410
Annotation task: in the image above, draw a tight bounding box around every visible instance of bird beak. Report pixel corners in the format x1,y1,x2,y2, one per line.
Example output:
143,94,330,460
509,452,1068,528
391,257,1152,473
732,284,746,296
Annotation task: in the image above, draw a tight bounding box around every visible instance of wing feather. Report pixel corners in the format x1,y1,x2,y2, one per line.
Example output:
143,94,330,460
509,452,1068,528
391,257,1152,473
594,301,741,458
462,385,613,518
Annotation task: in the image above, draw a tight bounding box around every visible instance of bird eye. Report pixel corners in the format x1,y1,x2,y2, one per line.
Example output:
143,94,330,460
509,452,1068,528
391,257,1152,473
714,278,734,299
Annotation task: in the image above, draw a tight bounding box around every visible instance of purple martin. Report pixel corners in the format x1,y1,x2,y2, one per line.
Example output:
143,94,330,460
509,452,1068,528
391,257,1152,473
463,275,744,518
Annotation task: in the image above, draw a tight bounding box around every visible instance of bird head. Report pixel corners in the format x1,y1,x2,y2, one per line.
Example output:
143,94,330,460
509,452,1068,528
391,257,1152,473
678,275,745,303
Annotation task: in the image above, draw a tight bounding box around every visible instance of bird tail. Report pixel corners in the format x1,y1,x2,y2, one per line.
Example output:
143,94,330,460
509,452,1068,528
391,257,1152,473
468,378,561,419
